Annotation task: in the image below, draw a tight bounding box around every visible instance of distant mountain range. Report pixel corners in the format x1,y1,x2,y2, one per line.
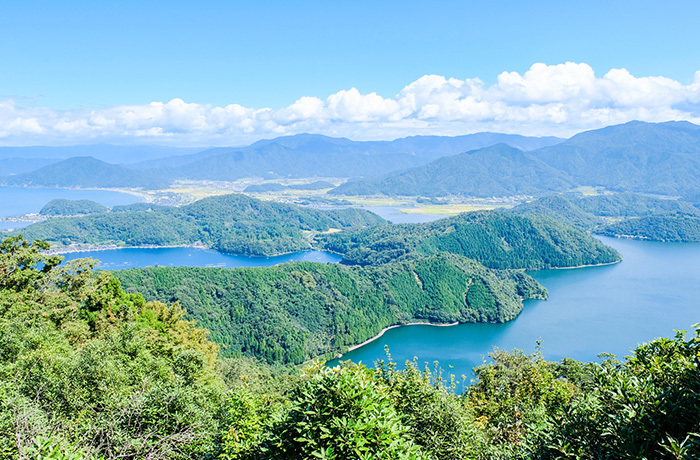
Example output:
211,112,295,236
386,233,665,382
135,132,563,181
0,132,562,189
0,144,202,163
331,121,700,201
3,122,699,201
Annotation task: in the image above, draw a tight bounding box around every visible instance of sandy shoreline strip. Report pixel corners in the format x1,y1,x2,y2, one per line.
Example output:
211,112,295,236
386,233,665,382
546,259,621,270
344,321,460,355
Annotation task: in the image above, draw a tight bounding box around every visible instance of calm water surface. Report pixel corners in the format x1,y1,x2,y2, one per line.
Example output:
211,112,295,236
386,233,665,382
62,247,342,270
0,187,142,217
330,236,700,379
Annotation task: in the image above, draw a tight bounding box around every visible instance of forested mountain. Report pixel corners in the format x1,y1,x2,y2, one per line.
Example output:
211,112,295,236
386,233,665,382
329,121,700,199
39,198,109,216
117,253,546,364
319,211,621,269
17,193,385,254
530,121,700,199
1,156,170,189
136,132,563,180
330,144,574,197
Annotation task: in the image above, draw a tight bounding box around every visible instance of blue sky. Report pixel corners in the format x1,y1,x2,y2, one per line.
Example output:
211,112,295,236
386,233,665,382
1,0,699,145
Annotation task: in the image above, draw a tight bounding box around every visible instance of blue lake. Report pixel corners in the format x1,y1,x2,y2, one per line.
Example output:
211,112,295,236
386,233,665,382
329,236,700,382
61,247,342,270
0,187,143,217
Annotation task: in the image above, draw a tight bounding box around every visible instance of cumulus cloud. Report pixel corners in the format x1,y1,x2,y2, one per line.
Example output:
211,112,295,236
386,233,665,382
2,62,700,146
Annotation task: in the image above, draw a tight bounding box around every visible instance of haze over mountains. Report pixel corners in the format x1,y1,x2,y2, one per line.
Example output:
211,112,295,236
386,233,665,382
2,121,700,204
0,132,561,186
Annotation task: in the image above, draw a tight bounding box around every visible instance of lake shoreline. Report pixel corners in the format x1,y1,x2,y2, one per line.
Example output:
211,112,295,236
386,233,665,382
547,259,621,270
44,243,338,262
44,243,207,256
341,321,461,356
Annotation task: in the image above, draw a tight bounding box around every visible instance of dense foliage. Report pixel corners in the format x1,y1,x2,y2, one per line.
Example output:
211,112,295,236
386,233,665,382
39,199,109,216
319,211,621,269
117,254,546,364
574,192,700,217
0,236,227,458
17,193,386,255
215,329,700,460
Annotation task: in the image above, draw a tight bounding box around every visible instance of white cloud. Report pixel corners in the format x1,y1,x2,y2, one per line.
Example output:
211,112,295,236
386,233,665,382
1,62,700,146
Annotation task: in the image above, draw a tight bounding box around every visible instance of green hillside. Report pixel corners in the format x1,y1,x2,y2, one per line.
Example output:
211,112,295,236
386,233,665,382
18,193,386,255
597,215,700,242
319,210,621,269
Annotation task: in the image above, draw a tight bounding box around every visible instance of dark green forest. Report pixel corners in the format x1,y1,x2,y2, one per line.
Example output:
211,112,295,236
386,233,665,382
116,254,546,364
1,236,698,460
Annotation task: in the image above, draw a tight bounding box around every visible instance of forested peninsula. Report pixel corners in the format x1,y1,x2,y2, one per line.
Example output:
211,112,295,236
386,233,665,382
117,254,546,364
